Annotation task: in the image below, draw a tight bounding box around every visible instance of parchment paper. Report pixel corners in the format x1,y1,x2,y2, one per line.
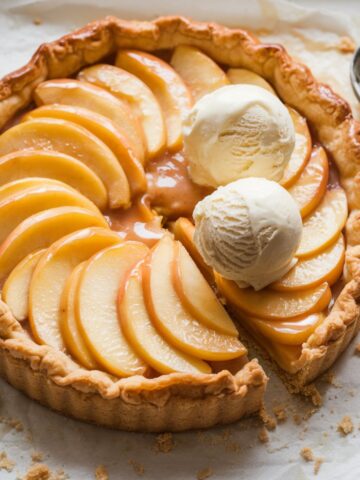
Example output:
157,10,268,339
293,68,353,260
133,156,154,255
0,1,360,479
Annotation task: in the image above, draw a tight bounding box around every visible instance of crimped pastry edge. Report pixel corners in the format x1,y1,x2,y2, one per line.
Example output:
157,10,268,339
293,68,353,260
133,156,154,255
0,16,358,426
0,302,266,432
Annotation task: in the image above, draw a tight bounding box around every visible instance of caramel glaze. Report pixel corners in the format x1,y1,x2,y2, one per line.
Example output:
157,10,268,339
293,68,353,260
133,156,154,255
100,150,212,248
146,150,213,220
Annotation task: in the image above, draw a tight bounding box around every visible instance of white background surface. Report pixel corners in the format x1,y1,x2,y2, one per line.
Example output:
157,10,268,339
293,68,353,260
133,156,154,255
0,1,360,479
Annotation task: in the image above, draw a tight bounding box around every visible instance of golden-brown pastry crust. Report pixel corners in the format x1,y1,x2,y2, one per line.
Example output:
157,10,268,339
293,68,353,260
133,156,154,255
0,302,266,431
0,15,359,428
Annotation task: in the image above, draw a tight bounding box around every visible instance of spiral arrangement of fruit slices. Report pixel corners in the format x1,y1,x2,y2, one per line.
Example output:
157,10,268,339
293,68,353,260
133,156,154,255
0,44,347,376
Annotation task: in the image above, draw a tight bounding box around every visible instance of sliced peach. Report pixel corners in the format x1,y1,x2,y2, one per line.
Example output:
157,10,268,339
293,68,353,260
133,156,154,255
272,235,345,291
24,105,146,196
60,262,98,370
119,266,211,374
280,108,312,188
0,150,107,210
170,46,229,101
246,313,325,346
288,146,329,217
297,187,348,258
0,206,108,283
76,242,149,377
2,249,45,321
170,217,214,284
227,68,275,94
116,50,193,152
142,236,246,361
0,118,130,209
34,79,146,162
78,64,166,159
0,180,101,245
216,274,331,320
172,241,237,336
29,227,121,349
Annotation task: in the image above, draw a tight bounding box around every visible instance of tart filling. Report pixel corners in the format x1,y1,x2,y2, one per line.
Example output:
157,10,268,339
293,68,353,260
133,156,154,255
0,16,359,431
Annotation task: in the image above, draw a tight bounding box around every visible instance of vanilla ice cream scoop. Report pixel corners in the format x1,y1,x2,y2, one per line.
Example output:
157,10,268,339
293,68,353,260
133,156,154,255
184,85,295,188
193,178,302,290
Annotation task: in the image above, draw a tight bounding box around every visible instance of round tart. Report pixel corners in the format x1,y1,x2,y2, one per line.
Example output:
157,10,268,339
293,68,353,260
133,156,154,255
0,16,359,432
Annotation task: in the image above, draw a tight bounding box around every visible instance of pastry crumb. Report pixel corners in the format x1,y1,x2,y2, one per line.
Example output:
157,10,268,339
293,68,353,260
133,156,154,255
31,452,44,463
272,405,287,422
0,451,15,472
324,370,340,387
258,426,269,443
293,413,302,425
33,18,43,26
355,343,360,354
196,467,213,480
95,465,109,480
154,432,174,453
302,384,322,406
300,447,314,462
314,457,324,475
0,415,24,432
21,463,51,480
259,408,277,431
128,459,145,476
338,36,356,53
337,415,354,436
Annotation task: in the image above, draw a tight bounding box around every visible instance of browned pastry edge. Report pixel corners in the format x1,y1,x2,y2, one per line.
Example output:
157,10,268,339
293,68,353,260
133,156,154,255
0,302,266,432
0,15,359,428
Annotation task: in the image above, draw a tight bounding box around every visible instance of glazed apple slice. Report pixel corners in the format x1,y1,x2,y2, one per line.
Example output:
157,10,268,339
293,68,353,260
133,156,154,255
245,314,323,347
24,105,146,196
29,227,121,349
172,241,238,336
76,242,149,377
142,236,246,361
0,150,107,210
0,179,101,245
280,108,312,188
2,249,45,321
170,217,214,283
0,206,108,283
170,45,229,101
288,146,329,217
246,313,325,346
216,274,331,320
297,187,348,258
227,68,275,94
272,235,345,291
0,118,130,209
0,177,52,203
116,50,193,152
119,266,211,374
34,79,146,162
78,64,166,159
60,262,98,370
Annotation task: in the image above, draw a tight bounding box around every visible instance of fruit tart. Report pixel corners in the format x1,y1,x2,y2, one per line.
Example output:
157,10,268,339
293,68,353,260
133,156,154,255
0,16,358,432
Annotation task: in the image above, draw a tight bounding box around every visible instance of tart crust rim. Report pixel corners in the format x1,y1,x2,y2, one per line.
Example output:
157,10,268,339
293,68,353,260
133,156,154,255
0,15,359,428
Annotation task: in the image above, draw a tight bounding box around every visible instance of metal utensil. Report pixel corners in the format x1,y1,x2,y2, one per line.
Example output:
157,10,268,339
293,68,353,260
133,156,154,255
351,47,360,101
